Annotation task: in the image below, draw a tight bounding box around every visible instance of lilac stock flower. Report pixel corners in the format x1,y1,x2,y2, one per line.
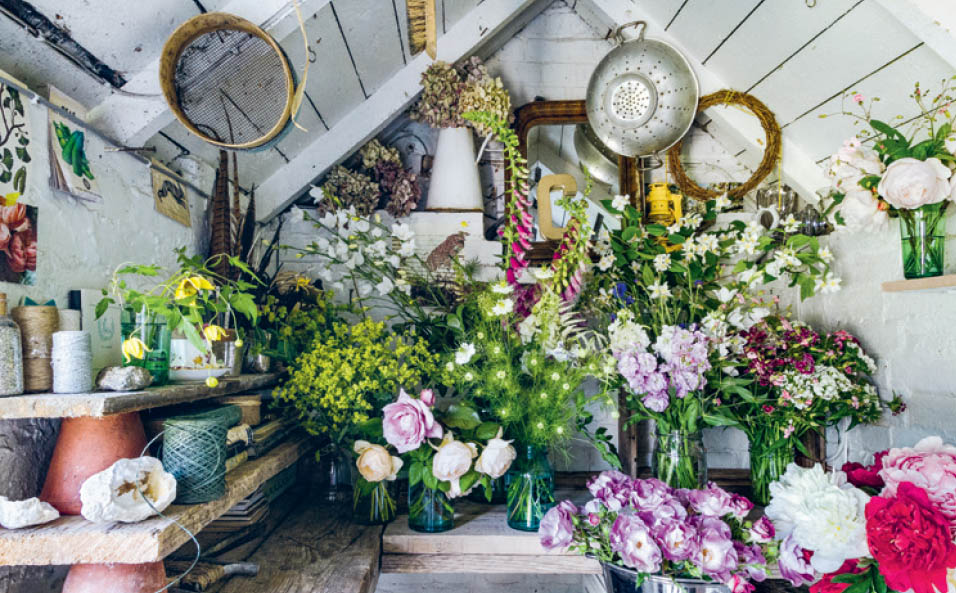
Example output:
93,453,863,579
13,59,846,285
587,470,632,512
777,533,816,587
642,390,670,413
654,519,698,562
747,516,775,543
539,500,577,550
609,514,662,572
686,482,735,517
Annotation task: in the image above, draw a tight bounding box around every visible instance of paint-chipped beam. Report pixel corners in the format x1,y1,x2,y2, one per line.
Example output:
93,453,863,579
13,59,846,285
257,0,552,223
875,0,956,71
87,0,330,147
573,0,830,203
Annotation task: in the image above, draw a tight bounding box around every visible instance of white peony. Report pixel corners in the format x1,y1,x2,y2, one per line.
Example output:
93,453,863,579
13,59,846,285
826,138,884,192
474,428,516,479
766,463,870,574
455,342,476,365
432,437,478,498
877,157,951,209
837,190,888,232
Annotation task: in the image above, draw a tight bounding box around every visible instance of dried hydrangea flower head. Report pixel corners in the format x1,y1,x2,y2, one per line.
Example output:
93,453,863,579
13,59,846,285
318,166,381,216
411,61,465,129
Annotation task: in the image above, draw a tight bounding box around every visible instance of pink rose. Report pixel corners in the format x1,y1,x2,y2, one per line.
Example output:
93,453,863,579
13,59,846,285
382,389,442,453
419,388,435,407
539,500,577,550
877,157,951,209
879,436,956,525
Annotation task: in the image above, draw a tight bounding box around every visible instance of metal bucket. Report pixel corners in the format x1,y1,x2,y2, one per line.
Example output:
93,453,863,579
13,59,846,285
601,564,730,593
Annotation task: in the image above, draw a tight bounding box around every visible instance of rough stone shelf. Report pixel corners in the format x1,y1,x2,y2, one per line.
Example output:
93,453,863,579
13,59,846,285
881,274,956,293
0,373,278,419
0,437,310,566
382,491,600,575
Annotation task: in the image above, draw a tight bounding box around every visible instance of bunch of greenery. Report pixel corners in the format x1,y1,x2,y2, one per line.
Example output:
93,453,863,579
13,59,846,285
275,317,440,451
252,287,338,363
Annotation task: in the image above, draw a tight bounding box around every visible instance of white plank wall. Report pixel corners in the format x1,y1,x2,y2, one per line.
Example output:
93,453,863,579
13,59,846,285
443,0,482,33
334,0,407,96
665,0,763,64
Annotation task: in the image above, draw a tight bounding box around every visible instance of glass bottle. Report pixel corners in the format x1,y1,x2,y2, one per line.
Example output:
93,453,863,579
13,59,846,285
408,481,454,533
505,444,555,531
653,431,707,489
0,293,24,396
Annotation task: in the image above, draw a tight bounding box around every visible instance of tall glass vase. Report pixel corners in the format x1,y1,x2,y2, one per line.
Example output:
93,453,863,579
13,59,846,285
505,444,555,531
408,481,454,533
653,431,707,489
748,437,794,506
352,477,397,525
313,449,353,504
120,308,171,386
899,202,946,279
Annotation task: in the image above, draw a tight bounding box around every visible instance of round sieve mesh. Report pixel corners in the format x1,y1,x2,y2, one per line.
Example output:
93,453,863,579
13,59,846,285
174,28,288,145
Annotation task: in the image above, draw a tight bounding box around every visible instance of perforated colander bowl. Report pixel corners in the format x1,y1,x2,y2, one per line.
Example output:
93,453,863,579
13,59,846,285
586,21,698,159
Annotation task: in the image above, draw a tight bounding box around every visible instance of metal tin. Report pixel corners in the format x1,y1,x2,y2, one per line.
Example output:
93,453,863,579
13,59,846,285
586,21,699,159
602,564,731,593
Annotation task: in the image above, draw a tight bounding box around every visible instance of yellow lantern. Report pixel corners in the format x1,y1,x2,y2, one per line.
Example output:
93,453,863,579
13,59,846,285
645,182,683,227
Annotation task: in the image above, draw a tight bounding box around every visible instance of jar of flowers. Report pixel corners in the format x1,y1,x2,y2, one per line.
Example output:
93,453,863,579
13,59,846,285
825,79,956,278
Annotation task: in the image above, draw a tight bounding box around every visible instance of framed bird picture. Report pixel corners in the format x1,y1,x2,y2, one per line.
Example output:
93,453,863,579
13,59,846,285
151,162,191,227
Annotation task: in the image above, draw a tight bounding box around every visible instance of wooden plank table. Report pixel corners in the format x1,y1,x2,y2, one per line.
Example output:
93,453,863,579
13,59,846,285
0,437,310,565
0,373,278,419
383,491,600,575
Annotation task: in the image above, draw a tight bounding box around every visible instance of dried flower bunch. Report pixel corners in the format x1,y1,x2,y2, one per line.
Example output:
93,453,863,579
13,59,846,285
319,166,381,217
457,57,512,137
412,57,511,134
358,138,422,218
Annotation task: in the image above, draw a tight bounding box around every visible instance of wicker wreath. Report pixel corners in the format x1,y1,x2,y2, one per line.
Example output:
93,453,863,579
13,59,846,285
666,90,781,202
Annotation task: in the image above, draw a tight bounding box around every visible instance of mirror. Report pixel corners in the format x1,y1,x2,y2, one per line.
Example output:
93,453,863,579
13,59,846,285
513,100,642,264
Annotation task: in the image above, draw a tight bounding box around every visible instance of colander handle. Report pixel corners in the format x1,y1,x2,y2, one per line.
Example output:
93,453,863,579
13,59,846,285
614,21,647,44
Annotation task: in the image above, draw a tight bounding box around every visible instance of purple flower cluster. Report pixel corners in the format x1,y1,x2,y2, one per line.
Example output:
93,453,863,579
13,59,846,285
541,472,772,592
617,326,711,413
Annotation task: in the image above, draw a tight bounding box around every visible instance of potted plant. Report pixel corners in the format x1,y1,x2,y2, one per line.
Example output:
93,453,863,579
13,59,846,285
98,248,259,386
541,471,778,593
825,79,956,278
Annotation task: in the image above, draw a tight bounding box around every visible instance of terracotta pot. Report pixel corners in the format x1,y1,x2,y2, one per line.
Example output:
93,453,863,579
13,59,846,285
62,562,166,593
40,412,147,515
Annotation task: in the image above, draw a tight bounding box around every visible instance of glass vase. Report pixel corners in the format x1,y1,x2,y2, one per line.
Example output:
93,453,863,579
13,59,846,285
505,444,555,531
352,477,398,525
408,481,454,533
653,431,707,489
120,308,171,386
899,202,946,279
468,476,507,504
313,449,353,504
748,437,794,506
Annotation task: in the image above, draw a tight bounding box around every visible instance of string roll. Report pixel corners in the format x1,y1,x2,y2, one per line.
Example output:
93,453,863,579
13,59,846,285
51,331,93,394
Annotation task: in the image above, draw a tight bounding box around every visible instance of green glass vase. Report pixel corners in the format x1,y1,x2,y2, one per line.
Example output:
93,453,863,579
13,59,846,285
352,477,397,525
505,444,554,531
408,481,454,533
653,431,707,490
748,437,794,506
899,202,946,279
120,308,171,386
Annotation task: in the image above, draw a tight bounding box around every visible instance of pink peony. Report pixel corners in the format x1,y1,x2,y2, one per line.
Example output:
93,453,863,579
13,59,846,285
879,436,956,526
877,157,951,209
382,389,442,453
726,574,755,593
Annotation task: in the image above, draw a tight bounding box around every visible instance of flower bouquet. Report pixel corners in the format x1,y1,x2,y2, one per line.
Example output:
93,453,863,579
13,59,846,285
767,436,956,593
825,79,956,278
706,313,886,504
379,388,516,532
541,471,777,593
352,439,402,525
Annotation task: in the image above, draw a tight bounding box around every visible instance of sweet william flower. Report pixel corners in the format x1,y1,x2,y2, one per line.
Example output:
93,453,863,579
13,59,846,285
474,427,515,479
878,157,952,209
354,440,403,482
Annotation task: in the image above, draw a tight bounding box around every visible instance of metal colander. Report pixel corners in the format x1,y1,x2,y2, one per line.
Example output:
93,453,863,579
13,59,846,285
160,12,294,150
586,21,698,160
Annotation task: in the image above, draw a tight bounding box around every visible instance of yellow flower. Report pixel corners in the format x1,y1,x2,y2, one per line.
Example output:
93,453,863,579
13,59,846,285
203,324,228,342
175,275,215,299
205,376,219,388
295,275,310,290
121,337,151,363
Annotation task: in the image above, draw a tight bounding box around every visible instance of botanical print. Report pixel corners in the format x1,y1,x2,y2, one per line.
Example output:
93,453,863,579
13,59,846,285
151,164,191,227
0,200,37,285
0,82,31,202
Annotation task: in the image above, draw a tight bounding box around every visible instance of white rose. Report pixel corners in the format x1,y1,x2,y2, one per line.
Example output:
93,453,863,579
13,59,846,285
837,190,888,232
432,438,478,499
354,440,403,483
877,157,951,209
827,138,884,192
474,428,516,479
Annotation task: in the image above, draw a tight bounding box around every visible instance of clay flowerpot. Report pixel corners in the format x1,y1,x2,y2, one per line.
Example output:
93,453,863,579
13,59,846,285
62,562,166,593
40,413,147,515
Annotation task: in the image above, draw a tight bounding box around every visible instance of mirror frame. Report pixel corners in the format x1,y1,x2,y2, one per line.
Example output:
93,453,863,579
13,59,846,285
512,100,643,265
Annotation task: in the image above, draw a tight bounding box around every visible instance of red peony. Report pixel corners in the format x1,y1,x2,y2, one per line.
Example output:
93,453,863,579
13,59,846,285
865,482,956,593
809,559,865,593
842,450,887,490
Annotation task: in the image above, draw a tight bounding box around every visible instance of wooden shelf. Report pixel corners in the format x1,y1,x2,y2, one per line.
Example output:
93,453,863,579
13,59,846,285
882,274,956,293
382,490,600,575
0,373,278,419
0,437,311,566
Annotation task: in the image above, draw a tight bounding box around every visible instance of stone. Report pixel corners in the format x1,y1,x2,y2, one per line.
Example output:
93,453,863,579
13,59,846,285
0,496,60,529
95,366,153,391
79,457,176,523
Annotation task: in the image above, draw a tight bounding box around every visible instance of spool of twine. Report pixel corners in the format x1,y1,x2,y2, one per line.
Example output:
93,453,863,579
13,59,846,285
22,358,52,392
57,309,82,332
163,417,227,504
11,306,59,358
51,331,92,394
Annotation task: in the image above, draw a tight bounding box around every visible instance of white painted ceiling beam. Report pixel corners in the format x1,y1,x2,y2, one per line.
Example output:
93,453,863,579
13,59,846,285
573,0,830,203
875,0,956,70
257,0,551,222
87,0,330,146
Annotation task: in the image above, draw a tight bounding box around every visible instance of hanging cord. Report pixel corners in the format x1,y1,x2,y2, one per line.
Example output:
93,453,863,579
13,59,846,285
289,0,311,132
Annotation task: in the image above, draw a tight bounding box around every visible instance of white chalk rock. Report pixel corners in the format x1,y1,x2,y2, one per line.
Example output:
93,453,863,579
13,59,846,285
0,496,60,529
79,457,177,523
